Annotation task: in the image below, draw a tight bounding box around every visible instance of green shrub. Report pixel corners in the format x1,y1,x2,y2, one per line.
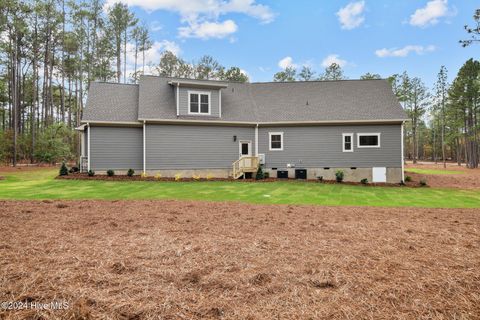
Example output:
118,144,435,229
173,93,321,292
59,162,69,176
69,166,79,173
34,123,73,164
360,178,368,185
335,170,344,183
255,166,265,180
127,168,135,177
405,175,412,182
317,176,323,182
88,170,95,177
264,172,270,178
107,169,115,177
419,179,427,186
0,130,12,164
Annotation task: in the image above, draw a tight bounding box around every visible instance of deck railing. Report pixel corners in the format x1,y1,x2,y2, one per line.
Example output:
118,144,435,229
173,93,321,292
232,156,260,179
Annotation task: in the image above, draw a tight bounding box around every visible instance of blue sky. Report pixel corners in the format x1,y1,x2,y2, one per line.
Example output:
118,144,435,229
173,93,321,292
117,0,478,87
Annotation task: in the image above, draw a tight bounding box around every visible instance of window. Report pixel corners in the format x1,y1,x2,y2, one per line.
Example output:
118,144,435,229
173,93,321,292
342,133,353,152
357,133,381,148
188,91,210,115
269,132,283,151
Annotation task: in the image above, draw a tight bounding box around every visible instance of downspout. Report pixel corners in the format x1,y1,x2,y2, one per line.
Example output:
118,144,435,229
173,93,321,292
219,89,222,118
255,124,259,156
87,123,91,172
143,120,146,174
401,121,405,182
176,82,180,117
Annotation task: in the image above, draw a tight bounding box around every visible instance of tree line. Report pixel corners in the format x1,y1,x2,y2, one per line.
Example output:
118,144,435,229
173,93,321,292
271,59,479,169
270,9,480,169
0,0,250,165
0,2,479,169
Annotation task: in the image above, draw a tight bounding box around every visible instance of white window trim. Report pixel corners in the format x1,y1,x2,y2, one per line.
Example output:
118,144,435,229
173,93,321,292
357,133,381,148
187,90,211,115
342,133,354,152
269,132,284,151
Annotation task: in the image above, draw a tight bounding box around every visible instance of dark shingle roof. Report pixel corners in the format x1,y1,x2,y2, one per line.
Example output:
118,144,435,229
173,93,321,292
83,82,139,122
84,76,407,123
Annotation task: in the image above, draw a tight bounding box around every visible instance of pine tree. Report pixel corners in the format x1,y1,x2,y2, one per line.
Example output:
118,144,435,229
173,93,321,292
318,63,346,81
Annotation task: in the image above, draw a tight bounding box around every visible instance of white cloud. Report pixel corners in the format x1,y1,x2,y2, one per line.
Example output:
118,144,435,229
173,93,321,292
150,21,162,32
336,1,365,30
178,20,238,39
409,0,455,27
375,45,436,58
104,0,275,39
220,0,275,24
321,54,347,68
105,0,274,22
278,56,297,69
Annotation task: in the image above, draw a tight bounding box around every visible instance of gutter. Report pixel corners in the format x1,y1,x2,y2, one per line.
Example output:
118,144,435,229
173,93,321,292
80,118,409,127
137,118,409,127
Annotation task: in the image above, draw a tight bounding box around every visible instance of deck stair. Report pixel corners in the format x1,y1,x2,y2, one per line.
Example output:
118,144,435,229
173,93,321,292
232,156,260,179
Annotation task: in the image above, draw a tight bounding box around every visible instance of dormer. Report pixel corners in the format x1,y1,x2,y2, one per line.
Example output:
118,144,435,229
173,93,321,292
168,79,228,118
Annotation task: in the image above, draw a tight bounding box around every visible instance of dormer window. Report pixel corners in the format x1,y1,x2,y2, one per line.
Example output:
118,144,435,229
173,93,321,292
188,91,210,115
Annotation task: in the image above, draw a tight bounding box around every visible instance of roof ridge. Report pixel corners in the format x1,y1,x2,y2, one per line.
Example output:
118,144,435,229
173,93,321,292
92,81,139,87
139,74,389,85
250,79,388,84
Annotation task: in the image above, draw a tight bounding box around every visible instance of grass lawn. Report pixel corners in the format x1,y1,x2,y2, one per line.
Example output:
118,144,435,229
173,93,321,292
0,169,479,208
405,168,463,175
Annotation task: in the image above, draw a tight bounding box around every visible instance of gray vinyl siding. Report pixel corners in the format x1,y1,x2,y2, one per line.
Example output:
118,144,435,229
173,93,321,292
258,125,402,168
83,129,88,157
90,126,143,170
178,87,220,117
146,124,254,169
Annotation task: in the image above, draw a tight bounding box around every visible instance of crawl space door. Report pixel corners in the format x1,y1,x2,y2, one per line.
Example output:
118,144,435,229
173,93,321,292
372,167,387,183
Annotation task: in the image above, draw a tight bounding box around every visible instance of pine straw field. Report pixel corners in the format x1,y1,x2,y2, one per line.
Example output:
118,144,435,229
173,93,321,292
0,200,479,319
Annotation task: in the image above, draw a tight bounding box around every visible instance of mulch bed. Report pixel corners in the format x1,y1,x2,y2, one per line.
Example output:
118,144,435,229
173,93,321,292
0,200,478,319
56,173,427,187
56,173,428,188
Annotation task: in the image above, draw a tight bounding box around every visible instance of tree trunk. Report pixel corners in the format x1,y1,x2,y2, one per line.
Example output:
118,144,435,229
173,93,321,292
441,92,446,168
12,34,17,166
61,0,66,123
31,23,38,163
412,120,417,164
116,33,121,83
433,121,437,163
134,42,138,83
123,29,127,83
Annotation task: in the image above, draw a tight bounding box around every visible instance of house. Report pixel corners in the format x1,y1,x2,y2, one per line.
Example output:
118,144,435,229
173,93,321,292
78,75,408,183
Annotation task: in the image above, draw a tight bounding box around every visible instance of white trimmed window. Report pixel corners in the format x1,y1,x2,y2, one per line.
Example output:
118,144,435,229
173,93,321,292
269,132,283,151
342,133,353,152
357,133,381,148
188,91,210,115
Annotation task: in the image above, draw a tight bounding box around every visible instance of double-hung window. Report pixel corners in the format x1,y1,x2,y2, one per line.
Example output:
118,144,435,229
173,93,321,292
269,132,283,151
189,91,210,115
357,133,381,148
342,133,353,152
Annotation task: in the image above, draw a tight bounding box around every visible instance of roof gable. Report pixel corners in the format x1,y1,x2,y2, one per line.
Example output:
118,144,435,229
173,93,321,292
83,82,139,122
